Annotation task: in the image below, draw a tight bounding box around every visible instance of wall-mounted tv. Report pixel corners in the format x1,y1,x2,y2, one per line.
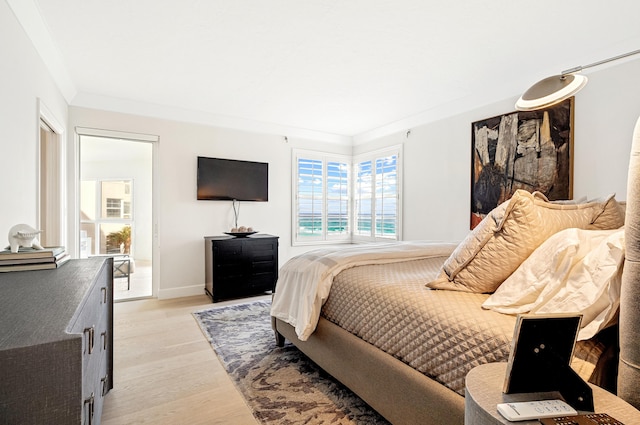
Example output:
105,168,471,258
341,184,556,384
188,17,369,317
197,156,268,201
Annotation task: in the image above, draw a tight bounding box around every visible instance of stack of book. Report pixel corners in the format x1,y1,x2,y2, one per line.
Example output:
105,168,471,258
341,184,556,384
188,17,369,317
0,246,70,272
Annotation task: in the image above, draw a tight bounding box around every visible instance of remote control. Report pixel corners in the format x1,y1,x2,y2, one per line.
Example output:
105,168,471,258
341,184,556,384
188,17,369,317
497,399,578,421
539,413,624,425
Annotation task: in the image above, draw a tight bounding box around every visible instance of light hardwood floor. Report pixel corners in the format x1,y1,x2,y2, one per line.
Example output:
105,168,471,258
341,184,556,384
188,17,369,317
101,294,270,425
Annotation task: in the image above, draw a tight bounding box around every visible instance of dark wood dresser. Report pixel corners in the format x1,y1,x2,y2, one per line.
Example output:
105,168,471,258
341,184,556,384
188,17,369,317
0,257,114,424
204,234,279,302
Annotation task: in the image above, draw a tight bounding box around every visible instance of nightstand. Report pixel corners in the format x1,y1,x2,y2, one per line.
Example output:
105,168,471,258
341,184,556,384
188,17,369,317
464,362,640,424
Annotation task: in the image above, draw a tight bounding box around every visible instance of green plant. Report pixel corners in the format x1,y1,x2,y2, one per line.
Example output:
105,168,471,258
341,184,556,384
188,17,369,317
107,225,131,254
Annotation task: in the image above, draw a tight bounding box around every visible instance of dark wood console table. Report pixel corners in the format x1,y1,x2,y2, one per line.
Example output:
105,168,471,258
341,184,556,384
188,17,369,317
204,234,279,302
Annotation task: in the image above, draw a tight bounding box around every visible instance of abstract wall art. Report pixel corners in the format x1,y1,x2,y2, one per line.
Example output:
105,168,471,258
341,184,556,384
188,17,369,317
470,98,574,229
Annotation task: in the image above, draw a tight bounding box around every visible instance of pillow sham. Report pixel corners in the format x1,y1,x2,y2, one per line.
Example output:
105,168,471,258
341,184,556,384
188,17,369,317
481,228,618,311
482,228,624,340
426,190,624,293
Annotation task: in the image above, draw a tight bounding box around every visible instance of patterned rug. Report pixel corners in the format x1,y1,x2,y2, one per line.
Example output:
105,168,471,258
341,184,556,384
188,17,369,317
193,300,389,425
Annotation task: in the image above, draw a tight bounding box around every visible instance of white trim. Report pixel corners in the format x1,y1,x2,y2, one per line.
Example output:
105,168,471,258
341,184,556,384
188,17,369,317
38,99,64,134
351,93,522,145
157,284,204,300
77,129,160,298
67,132,80,258
75,126,159,142
37,98,67,249
151,138,160,299
72,93,351,145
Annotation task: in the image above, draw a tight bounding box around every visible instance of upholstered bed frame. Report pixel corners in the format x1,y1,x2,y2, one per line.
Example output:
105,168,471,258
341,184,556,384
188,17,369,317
271,116,640,425
619,116,640,411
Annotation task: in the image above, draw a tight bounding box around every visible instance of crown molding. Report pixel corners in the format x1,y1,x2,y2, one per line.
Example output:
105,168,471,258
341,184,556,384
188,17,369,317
71,92,353,145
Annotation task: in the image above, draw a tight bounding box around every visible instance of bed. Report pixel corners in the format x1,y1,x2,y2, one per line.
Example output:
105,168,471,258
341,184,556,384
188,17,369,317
270,117,640,425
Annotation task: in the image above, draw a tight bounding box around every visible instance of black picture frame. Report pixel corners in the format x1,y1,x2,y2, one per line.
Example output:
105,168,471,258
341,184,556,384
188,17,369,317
503,313,594,411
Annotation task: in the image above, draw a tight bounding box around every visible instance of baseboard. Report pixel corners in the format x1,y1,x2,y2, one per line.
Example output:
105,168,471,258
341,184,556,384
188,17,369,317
157,284,205,300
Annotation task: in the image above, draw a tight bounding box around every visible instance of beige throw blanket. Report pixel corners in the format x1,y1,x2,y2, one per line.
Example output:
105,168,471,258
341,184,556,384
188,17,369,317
270,241,458,341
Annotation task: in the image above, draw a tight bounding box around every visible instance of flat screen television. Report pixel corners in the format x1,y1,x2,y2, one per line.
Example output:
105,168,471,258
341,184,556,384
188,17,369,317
197,156,268,201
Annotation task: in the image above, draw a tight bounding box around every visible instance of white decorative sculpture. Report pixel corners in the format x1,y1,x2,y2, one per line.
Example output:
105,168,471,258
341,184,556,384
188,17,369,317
7,224,43,253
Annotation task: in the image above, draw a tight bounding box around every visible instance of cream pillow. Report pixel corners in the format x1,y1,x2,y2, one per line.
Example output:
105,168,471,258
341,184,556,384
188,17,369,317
531,229,624,340
482,228,624,340
427,190,624,293
481,228,617,312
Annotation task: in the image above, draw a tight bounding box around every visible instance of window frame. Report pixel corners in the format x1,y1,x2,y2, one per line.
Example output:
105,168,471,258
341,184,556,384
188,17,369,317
292,150,351,246
352,145,403,243
292,145,402,246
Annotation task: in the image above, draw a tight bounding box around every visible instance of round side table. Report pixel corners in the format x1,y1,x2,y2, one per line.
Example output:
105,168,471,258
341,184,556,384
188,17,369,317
464,362,640,425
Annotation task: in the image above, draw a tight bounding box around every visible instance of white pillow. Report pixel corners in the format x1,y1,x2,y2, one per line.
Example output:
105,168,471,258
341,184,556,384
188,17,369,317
427,190,624,293
482,228,625,340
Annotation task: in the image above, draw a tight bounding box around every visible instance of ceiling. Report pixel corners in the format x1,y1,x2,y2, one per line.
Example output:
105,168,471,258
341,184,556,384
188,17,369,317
11,0,640,143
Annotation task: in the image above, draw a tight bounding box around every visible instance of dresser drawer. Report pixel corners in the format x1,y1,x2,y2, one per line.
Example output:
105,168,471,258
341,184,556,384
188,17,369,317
70,273,110,334
83,347,110,425
214,240,243,256
82,319,110,407
69,270,111,377
251,259,276,274
246,272,277,290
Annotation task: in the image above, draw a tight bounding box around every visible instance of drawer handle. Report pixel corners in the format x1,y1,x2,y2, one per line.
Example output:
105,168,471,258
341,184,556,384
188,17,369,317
101,376,109,396
84,326,95,354
84,392,95,425
101,331,107,350
101,287,107,304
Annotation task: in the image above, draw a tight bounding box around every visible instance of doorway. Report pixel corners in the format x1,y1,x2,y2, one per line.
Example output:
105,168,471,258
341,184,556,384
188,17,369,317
79,133,155,301
38,100,65,248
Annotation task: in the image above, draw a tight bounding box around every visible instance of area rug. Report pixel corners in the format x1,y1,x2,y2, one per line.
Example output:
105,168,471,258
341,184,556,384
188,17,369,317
193,300,390,425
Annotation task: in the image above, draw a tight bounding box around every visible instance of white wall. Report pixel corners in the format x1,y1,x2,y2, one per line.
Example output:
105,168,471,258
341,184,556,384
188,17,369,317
68,57,640,299
572,61,640,198
4,0,640,300
357,58,640,244
0,0,68,241
67,107,351,298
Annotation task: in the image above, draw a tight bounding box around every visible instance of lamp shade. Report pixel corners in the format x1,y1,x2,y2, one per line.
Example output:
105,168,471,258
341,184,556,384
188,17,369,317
515,73,588,111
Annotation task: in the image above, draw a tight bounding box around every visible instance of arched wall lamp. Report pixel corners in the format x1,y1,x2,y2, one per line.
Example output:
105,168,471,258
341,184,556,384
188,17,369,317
515,49,640,111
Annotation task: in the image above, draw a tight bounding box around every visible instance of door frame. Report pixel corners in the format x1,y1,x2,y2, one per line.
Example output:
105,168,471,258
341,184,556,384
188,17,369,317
75,127,159,299
37,98,66,248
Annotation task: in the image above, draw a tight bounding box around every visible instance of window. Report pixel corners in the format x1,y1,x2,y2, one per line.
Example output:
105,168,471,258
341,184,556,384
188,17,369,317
293,151,350,244
106,198,122,218
354,147,402,241
326,161,350,237
354,160,372,236
293,146,401,245
297,157,323,237
80,179,134,256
